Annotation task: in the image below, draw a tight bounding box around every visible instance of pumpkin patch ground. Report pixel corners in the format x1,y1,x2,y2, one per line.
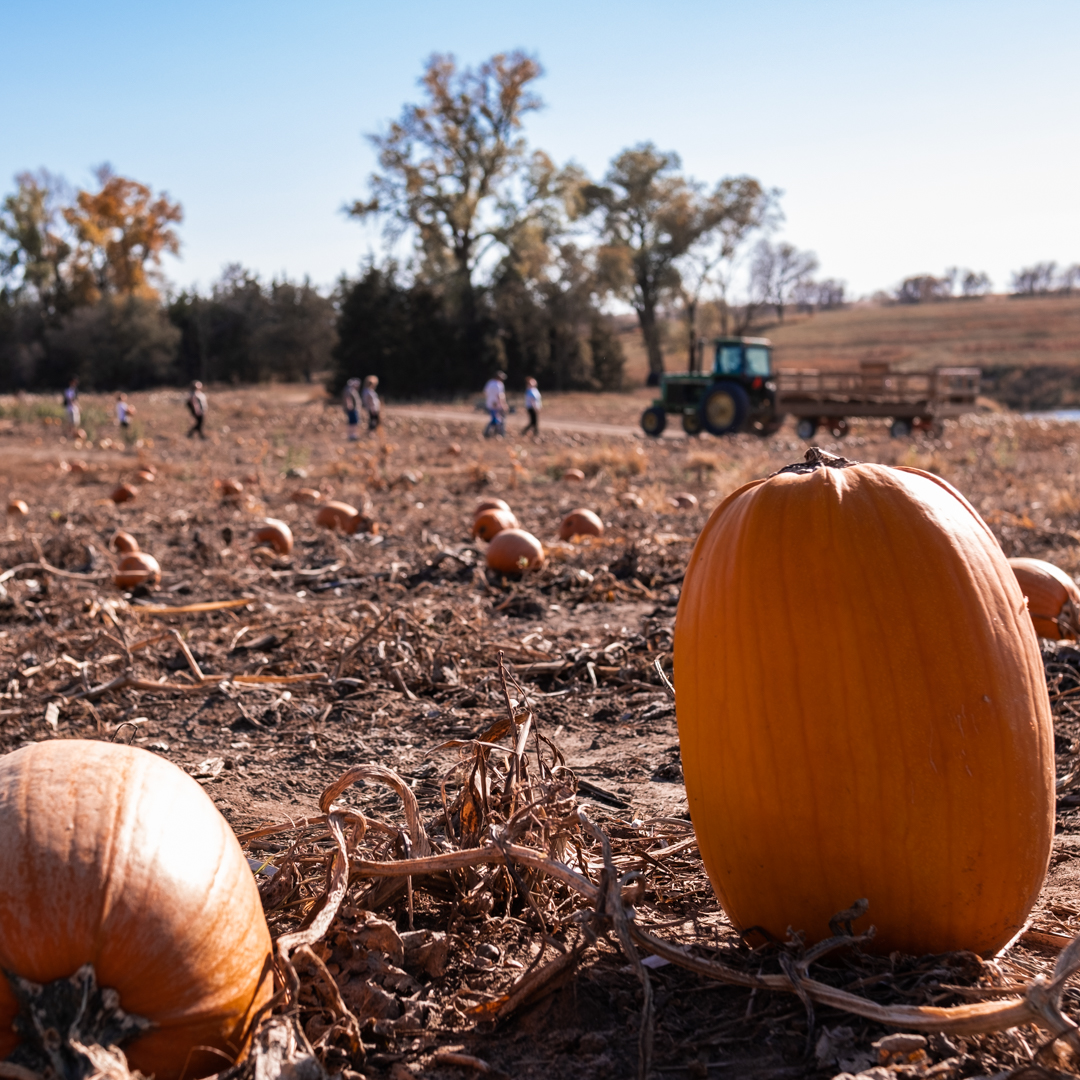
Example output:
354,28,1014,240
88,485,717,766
4,385,1080,1079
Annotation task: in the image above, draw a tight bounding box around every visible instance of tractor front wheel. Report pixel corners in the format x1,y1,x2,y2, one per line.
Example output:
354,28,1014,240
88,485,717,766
641,406,667,437
682,411,703,436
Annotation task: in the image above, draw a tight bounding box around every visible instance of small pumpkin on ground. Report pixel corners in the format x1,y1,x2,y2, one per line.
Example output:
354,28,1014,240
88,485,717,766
486,528,545,574
253,518,293,556
136,470,156,483
218,478,244,500
562,468,585,483
111,530,139,554
472,508,518,542
110,483,138,505
670,492,698,509
675,447,1054,957
1008,556,1080,640
619,491,644,508
114,552,161,589
315,500,377,535
291,487,323,505
473,498,512,518
6,500,28,518
558,508,604,541
0,740,273,1079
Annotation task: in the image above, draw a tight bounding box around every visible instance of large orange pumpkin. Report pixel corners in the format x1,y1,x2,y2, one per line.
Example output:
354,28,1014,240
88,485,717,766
0,741,273,1079
674,449,1054,956
472,508,518,542
1008,556,1080,640
486,529,545,574
558,508,604,541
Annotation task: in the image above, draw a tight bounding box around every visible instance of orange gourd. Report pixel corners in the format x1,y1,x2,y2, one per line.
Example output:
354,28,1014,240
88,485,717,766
253,518,293,556
114,552,161,589
486,529,545,574
316,500,361,533
111,530,140,554
472,508,518,542
473,498,511,518
558,508,604,541
674,449,1054,956
1008,557,1080,640
0,740,272,1079
110,483,138,504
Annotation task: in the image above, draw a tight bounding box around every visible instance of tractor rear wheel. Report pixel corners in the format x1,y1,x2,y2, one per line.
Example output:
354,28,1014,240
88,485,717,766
700,382,749,436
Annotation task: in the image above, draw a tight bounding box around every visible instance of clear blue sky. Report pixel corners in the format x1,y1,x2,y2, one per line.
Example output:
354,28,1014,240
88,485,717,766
4,0,1078,298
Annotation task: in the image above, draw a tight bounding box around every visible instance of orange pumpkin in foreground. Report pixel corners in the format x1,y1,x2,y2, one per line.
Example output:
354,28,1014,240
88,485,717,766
674,449,1054,956
1008,557,1080,640
0,741,273,1079
486,528,545,574
472,508,518,542
114,552,161,589
558,508,604,541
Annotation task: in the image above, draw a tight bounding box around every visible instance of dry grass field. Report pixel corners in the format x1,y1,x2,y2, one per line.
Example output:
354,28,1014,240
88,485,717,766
4,385,1080,1079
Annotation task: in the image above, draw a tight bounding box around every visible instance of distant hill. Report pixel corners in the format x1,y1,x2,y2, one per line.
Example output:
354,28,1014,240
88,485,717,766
617,295,1080,409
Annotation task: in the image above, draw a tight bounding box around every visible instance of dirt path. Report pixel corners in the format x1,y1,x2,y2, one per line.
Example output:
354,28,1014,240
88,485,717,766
392,404,677,439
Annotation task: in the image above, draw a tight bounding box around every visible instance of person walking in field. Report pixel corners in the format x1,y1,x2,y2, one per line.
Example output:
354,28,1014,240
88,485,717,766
522,377,541,437
115,393,135,431
342,378,362,441
361,375,381,432
186,381,208,439
483,371,507,438
63,378,80,436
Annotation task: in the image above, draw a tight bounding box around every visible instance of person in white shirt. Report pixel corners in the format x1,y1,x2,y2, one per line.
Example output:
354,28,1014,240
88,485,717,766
115,393,135,430
523,377,541,436
63,378,80,435
483,371,507,438
186,381,208,439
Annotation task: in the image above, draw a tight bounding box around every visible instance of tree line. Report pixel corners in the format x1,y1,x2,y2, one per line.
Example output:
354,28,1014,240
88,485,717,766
0,51,836,396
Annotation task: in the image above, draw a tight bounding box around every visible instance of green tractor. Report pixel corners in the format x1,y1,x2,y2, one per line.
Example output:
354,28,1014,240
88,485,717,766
640,336,782,438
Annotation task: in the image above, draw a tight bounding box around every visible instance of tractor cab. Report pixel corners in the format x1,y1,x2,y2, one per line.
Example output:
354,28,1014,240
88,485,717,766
712,337,773,379
641,336,779,438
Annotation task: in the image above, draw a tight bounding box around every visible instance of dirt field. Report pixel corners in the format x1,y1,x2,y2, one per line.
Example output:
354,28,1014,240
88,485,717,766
4,385,1080,1080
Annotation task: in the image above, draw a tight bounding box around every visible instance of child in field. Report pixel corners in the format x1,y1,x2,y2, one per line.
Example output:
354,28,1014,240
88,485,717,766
483,371,507,438
342,378,362,440
115,393,135,430
186,381,208,439
523,377,541,436
361,376,381,432
63,378,80,435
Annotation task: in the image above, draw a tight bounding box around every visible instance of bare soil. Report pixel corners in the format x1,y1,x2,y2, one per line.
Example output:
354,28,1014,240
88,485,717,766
4,386,1080,1080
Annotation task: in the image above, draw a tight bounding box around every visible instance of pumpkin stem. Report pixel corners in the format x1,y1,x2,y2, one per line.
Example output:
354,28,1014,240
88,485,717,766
772,447,860,476
4,964,151,1080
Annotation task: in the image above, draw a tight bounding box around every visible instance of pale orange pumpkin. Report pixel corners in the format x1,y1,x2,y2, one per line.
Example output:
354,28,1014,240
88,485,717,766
6,499,28,518
111,530,140,554
486,528,545,574
674,449,1054,956
472,508,518,542
110,483,138,505
1008,557,1080,640
291,487,323,505
316,500,361,533
253,518,293,556
670,492,698,509
219,478,244,500
0,740,272,1079
114,552,161,589
619,491,644,508
562,468,585,483
473,498,511,518
558,508,604,541
136,470,156,483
